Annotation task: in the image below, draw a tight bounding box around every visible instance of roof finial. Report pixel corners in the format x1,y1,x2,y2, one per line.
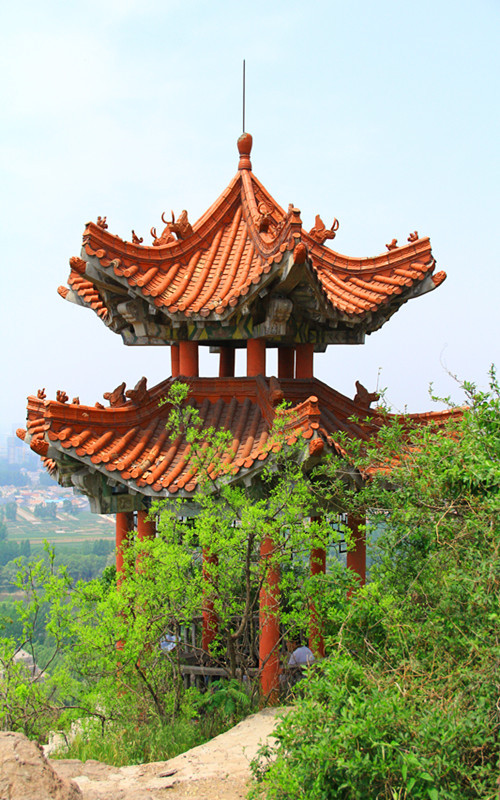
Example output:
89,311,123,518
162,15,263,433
237,132,253,170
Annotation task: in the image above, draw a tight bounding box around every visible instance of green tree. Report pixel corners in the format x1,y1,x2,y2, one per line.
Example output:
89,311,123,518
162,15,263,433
253,372,500,800
0,383,340,752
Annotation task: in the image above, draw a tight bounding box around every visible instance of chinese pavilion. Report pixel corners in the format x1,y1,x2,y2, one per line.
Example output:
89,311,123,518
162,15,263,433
18,132,448,695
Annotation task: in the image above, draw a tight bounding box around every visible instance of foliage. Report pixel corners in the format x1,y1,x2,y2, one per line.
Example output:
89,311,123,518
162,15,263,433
0,381,334,758
59,686,238,766
0,547,76,738
34,502,57,520
252,371,500,799
4,502,17,521
0,538,31,566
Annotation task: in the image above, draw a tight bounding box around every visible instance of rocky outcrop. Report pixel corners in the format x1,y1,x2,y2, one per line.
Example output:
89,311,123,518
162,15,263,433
0,731,82,800
1,709,287,799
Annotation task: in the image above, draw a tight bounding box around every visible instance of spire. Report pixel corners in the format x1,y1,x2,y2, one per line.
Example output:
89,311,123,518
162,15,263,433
237,132,253,170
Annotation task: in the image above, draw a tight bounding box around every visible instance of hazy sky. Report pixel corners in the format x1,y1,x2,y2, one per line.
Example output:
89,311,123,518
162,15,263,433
1,0,499,432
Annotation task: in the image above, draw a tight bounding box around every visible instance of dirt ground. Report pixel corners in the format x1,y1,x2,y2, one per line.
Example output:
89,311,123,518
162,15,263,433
50,707,288,800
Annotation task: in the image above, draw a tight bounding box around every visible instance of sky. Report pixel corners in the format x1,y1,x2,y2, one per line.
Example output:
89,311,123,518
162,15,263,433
1,0,499,434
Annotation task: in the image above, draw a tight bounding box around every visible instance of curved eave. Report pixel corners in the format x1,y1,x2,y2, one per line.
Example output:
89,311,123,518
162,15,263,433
20,377,383,500
59,163,445,331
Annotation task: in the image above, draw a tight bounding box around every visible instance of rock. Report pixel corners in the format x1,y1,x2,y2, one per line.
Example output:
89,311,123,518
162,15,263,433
0,731,82,800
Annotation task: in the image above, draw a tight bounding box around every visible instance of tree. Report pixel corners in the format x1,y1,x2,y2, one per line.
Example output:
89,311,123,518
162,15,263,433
253,371,500,800
0,383,340,749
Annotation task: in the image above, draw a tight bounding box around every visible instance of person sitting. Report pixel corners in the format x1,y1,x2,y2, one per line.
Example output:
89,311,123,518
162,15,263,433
283,637,315,688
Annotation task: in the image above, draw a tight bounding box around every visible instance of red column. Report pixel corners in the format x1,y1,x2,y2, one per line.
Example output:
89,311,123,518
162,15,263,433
219,346,235,378
137,510,156,541
135,511,155,573
295,343,314,378
309,545,326,658
259,535,280,702
116,512,133,578
278,347,294,379
171,344,180,377
247,338,266,376
202,549,219,651
179,341,199,377
346,514,366,592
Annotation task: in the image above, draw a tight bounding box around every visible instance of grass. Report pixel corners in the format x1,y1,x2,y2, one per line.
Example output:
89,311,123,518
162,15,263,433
53,708,247,766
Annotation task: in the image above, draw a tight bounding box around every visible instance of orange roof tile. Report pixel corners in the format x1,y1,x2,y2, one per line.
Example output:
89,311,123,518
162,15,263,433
57,135,444,341
19,376,388,498
19,375,461,501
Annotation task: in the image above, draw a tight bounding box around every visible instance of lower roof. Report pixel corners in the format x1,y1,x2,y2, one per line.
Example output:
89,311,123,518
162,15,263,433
17,376,460,503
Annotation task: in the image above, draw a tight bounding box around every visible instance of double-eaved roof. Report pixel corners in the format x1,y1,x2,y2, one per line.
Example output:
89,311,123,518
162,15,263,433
19,133,452,509
58,133,446,347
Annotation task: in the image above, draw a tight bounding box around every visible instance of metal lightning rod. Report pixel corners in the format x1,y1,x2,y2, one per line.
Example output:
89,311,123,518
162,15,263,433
242,59,246,133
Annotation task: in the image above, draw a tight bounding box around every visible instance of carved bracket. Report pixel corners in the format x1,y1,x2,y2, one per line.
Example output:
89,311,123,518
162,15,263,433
254,296,293,337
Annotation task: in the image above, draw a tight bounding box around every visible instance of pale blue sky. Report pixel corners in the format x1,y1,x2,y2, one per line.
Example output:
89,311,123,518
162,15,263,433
1,0,499,430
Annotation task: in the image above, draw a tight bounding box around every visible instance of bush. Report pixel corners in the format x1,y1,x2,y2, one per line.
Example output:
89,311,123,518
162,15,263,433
253,372,500,799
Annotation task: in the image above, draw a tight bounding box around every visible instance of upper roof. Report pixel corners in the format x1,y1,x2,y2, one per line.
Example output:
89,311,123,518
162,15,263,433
59,134,446,348
17,375,460,512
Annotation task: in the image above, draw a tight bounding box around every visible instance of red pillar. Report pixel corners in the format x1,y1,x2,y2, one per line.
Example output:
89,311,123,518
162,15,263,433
219,346,235,378
295,343,314,378
259,535,280,701
202,549,219,651
171,344,180,377
116,512,133,579
115,511,134,652
179,341,199,377
135,511,155,573
247,338,266,376
346,514,366,592
137,510,156,541
309,544,326,658
278,347,294,379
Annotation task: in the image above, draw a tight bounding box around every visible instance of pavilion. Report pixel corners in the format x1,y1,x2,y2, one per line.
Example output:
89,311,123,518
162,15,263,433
18,132,449,695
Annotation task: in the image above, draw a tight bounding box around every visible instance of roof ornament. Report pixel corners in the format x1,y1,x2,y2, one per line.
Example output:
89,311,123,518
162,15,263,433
31,437,49,457
56,390,69,404
126,376,148,405
308,215,339,245
69,256,86,274
407,231,419,242
103,381,127,408
165,210,193,240
237,132,253,170
386,238,398,251
287,204,303,239
151,221,175,247
257,202,274,233
131,230,143,244
96,216,108,230
151,210,193,246
72,397,80,405
353,381,379,409
37,388,46,400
